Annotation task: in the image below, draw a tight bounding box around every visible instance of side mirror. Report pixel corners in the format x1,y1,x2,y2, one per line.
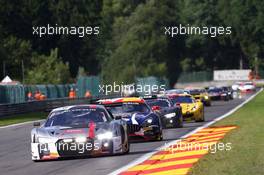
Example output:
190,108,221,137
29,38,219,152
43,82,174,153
196,99,201,103
33,122,41,127
151,105,160,111
115,116,122,120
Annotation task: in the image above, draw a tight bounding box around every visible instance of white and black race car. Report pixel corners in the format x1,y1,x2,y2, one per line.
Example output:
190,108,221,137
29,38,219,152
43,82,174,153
31,105,129,161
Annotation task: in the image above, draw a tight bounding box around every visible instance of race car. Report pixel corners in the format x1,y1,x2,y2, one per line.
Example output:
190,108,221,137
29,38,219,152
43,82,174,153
143,95,183,128
186,88,211,106
98,97,163,141
168,94,205,122
165,89,189,95
221,86,234,100
207,87,229,101
237,81,256,93
31,105,130,161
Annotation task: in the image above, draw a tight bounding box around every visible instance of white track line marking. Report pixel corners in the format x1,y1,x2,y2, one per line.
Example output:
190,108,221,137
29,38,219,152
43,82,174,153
108,89,263,175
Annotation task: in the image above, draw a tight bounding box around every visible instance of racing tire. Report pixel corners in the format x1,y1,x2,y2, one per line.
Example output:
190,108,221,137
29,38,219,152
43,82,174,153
195,108,205,122
205,101,211,106
224,96,229,101
124,139,130,154
156,131,163,141
121,127,130,154
176,115,183,128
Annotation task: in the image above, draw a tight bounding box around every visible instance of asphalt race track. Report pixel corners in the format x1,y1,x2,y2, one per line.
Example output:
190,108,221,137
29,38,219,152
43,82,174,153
0,93,254,175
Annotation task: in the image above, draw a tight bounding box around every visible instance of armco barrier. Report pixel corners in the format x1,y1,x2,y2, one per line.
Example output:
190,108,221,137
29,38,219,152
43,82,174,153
0,94,121,118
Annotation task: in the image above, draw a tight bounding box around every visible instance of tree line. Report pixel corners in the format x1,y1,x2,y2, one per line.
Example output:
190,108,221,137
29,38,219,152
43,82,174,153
0,0,263,86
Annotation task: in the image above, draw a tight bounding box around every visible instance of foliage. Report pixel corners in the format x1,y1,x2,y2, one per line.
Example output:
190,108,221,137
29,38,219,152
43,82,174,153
26,48,71,84
190,91,264,175
0,0,263,85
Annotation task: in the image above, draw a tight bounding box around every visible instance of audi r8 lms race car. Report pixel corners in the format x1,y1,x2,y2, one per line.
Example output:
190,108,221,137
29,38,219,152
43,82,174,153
185,88,211,106
168,94,205,122
98,97,163,141
31,105,130,161
143,95,183,128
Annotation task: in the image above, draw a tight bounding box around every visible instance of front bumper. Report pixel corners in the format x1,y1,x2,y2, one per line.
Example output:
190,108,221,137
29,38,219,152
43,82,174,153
182,109,202,121
31,137,122,161
161,116,180,128
128,124,160,141
182,111,194,120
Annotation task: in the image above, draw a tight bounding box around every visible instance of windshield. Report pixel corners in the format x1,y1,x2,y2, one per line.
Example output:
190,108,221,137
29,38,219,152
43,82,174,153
245,82,253,85
145,99,170,108
170,96,194,104
106,102,150,115
208,88,222,93
45,108,109,128
189,90,201,95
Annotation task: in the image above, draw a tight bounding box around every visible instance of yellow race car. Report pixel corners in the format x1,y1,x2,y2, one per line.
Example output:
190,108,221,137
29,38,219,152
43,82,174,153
168,94,205,122
186,88,211,106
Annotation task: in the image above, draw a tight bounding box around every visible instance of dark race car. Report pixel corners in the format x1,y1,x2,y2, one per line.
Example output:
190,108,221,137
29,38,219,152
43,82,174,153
221,86,234,100
143,95,183,128
98,97,163,141
207,87,229,101
31,105,130,161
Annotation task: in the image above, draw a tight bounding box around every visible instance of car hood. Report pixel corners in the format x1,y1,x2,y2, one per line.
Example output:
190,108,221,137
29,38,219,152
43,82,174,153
158,107,177,115
114,112,151,125
180,103,196,112
35,123,111,138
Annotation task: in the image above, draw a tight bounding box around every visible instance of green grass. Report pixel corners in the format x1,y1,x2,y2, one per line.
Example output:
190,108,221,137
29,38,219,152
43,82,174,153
189,90,264,175
0,112,47,126
256,83,264,88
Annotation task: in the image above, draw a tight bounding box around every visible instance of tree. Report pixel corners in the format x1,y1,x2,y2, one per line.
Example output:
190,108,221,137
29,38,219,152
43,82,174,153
101,0,178,84
217,0,264,69
26,48,71,84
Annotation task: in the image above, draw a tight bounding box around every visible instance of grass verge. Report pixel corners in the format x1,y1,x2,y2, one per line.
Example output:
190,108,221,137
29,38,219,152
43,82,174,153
0,112,47,127
189,90,264,175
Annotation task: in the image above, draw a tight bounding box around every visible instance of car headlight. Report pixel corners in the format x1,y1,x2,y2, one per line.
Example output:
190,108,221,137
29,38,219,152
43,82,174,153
75,136,87,143
164,113,176,118
147,118,153,124
192,106,197,111
204,96,209,99
97,132,113,140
